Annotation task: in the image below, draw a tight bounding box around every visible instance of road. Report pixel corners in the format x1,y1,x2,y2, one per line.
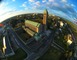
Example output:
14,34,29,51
51,41,65,52
8,28,32,55
0,29,15,58
7,25,55,60
25,32,54,60
5,30,15,57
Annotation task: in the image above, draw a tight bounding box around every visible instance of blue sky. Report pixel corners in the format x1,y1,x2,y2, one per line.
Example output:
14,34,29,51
0,0,77,23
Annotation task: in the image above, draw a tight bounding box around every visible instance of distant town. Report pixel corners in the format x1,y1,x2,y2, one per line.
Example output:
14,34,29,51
0,9,77,60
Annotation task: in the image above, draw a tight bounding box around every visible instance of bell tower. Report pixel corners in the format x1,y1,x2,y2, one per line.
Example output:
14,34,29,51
42,9,48,31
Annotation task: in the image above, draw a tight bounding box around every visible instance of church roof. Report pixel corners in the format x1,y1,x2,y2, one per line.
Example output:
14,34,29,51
25,20,41,27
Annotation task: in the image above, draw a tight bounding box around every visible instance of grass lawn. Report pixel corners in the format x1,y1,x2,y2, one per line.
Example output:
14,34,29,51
38,47,62,60
7,48,27,60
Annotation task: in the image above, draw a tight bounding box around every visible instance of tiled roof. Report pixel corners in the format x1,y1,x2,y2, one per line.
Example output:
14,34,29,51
25,20,41,27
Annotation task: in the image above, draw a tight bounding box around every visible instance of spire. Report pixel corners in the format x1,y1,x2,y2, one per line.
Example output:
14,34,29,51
43,9,48,14
42,9,48,25
42,9,48,31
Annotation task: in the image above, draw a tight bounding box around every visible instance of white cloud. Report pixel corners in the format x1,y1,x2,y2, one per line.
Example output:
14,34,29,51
0,2,17,22
22,3,26,7
20,2,29,10
35,1,40,6
42,0,46,3
0,2,9,16
53,3,59,6
46,2,51,5
71,4,75,7
33,5,37,9
20,1,27,8
24,1,27,4
61,0,67,3
29,0,35,2
49,0,54,2
12,0,15,2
